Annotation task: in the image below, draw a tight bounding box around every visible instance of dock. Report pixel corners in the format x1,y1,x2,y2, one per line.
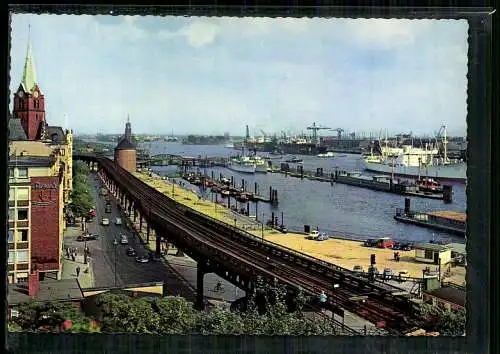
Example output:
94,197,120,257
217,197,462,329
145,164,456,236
273,164,452,202
181,172,278,205
394,199,466,237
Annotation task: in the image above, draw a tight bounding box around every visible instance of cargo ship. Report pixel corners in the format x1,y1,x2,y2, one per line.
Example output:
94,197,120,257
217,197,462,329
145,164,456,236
359,125,466,183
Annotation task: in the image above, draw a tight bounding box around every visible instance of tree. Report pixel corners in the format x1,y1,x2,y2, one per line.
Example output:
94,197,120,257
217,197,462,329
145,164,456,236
412,303,465,336
152,296,199,334
96,293,135,333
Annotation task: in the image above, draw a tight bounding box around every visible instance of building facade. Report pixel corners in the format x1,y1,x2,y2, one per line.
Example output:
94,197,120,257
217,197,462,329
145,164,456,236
8,156,64,283
8,37,72,283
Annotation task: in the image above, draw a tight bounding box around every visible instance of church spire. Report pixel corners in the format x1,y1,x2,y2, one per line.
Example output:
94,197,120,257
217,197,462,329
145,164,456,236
125,115,132,141
21,25,38,93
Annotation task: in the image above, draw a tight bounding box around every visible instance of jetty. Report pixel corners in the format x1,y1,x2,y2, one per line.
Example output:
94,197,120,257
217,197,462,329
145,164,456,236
181,172,278,205
272,164,453,202
394,198,466,237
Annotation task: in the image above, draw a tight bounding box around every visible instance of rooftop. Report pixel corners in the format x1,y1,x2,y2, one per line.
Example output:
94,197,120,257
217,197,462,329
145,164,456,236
9,118,27,141
425,286,465,307
446,242,466,255
115,137,136,151
8,278,85,306
413,243,451,252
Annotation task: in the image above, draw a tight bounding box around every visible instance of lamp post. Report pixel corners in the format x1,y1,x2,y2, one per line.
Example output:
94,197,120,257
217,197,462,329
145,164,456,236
113,238,117,287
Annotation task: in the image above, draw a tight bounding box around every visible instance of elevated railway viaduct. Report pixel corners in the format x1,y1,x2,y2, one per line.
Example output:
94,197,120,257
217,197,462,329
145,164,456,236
75,152,422,335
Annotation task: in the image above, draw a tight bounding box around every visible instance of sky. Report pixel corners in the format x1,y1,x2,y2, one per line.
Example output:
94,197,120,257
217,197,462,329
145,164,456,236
9,15,469,137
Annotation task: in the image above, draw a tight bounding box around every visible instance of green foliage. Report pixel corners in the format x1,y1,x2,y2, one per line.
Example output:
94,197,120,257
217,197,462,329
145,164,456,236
70,161,94,217
413,303,465,336
152,296,199,334
10,300,95,333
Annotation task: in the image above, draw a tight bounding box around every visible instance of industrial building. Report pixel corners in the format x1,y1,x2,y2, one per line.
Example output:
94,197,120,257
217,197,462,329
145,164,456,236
114,117,137,172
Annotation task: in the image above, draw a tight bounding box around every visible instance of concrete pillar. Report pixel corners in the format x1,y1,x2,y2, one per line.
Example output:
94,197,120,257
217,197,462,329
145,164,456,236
139,216,143,232
146,223,150,244
195,262,208,310
155,233,161,257
133,208,137,222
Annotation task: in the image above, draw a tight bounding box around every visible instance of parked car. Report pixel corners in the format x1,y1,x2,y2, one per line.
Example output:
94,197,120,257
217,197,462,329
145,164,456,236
120,235,128,245
115,217,122,225
277,225,287,233
353,265,364,273
126,247,137,256
376,237,394,249
363,239,377,247
136,256,149,263
101,218,110,226
383,268,394,280
316,232,329,241
306,230,320,240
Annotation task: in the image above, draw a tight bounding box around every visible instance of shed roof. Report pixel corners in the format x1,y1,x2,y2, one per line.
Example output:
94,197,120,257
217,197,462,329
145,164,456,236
8,279,84,306
445,243,466,255
414,243,450,252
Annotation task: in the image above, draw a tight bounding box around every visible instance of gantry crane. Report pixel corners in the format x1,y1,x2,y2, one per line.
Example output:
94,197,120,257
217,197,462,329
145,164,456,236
307,122,331,145
332,128,344,140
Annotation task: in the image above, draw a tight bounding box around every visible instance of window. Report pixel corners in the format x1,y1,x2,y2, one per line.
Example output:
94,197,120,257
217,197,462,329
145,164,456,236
8,209,15,221
17,168,28,178
8,251,15,264
16,250,29,263
424,250,434,260
9,169,14,178
8,230,14,243
18,230,28,242
9,188,14,201
16,188,29,201
17,209,28,221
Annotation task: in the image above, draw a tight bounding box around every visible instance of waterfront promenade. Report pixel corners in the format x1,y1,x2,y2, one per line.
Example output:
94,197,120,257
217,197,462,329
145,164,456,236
133,171,466,283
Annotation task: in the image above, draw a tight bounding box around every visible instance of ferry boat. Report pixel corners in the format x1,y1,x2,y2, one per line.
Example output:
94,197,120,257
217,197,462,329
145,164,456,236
360,125,466,183
224,142,234,149
250,156,268,173
317,151,335,158
227,156,256,174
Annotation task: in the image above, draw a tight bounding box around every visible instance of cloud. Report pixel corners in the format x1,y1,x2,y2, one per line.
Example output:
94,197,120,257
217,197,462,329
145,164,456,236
9,15,469,136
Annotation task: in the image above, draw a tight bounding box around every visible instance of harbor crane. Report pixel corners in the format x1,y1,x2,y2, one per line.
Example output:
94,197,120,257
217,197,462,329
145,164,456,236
332,128,344,140
307,122,331,145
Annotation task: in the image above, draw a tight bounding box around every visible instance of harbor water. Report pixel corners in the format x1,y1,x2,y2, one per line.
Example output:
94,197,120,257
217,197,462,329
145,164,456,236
142,142,467,244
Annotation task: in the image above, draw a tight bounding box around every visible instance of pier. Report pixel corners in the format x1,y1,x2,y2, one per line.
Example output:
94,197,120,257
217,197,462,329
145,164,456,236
394,198,466,237
272,163,452,202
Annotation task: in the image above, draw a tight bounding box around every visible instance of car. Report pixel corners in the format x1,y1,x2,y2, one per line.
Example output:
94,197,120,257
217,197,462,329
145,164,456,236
115,217,122,225
316,232,329,241
353,265,364,273
136,256,149,263
383,268,394,280
120,235,128,244
101,218,110,226
307,230,320,240
126,247,137,256
363,239,376,247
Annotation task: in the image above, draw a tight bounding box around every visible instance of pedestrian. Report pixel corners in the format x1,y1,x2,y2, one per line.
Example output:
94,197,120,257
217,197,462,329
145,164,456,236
319,290,327,312
76,266,81,277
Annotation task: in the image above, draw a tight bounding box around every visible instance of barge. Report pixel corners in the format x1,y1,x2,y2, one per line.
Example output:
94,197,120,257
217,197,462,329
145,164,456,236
394,198,466,237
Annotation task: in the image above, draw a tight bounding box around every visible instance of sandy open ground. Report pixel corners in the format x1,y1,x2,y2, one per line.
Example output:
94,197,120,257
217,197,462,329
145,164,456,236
133,171,466,283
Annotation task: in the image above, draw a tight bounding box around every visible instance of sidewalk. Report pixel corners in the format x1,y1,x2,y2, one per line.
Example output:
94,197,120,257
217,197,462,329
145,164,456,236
61,253,95,289
61,224,95,289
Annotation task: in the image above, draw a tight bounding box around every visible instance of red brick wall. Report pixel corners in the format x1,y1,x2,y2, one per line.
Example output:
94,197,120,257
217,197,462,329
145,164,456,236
114,149,136,172
12,91,46,140
30,176,60,274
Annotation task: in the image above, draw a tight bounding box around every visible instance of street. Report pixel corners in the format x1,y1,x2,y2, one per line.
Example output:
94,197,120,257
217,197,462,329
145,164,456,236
64,172,246,303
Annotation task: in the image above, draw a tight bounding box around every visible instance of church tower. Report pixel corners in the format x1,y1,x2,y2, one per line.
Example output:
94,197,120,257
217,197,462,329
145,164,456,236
12,30,46,140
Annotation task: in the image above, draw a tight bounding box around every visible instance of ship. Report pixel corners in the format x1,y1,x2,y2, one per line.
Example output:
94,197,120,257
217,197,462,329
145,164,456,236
359,124,466,183
224,142,235,149
250,155,268,173
317,151,335,158
227,156,256,174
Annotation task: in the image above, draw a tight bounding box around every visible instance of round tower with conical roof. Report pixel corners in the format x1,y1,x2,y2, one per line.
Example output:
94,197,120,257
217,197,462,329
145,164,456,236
114,116,136,172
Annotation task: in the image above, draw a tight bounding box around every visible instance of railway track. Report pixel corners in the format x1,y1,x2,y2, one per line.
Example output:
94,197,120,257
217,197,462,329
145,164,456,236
96,157,420,334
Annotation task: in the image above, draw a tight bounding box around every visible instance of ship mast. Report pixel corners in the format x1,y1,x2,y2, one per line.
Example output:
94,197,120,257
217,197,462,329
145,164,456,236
442,124,448,163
